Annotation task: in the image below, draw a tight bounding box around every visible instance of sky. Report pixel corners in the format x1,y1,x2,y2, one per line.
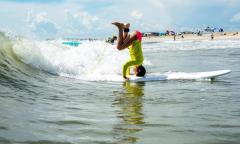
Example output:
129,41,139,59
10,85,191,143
0,0,240,39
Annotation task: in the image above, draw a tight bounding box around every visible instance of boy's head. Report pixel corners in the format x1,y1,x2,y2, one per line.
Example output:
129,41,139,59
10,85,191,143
136,65,146,77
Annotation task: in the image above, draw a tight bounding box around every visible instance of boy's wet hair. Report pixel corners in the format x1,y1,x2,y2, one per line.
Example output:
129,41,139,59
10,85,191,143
136,65,146,77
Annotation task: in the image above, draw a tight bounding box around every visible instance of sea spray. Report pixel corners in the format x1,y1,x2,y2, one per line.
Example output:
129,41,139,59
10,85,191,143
11,38,138,80
1,31,152,81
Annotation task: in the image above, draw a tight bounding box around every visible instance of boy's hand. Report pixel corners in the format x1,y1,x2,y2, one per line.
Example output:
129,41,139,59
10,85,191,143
123,76,129,81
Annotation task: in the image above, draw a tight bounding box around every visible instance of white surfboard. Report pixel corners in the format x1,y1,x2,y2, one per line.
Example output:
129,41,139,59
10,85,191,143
128,70,231,82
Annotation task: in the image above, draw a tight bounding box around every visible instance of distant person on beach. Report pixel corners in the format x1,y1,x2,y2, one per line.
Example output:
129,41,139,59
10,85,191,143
106,36,117,44
219,28,224,33
197,31,202,36
112,22,146,81
211,33,214,40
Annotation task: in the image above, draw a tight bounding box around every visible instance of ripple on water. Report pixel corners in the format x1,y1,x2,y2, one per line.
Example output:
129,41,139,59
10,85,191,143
0,126,8,130
38,119,92,126
208,124,240,128
18,140,73,144
143,123,176,128
0,137,11,144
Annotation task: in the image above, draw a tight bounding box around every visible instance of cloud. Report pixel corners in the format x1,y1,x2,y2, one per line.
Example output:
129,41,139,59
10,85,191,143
65,9,99,29
1,0,240,38
230,12,240,22
64,9,103,36
1,0,66,4
131,10,143,20
27,11,59,38
150,0,165,9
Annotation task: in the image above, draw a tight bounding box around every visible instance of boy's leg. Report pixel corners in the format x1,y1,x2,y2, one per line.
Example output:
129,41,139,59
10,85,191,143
112,22,137,50
112,22,124,49
120,32,138,50
123,23,130,40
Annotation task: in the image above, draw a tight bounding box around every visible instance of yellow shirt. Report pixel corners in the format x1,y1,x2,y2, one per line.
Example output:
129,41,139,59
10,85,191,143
122,40,144,77
128,40,144,62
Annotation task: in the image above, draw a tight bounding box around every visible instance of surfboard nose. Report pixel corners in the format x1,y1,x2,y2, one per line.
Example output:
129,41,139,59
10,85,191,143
220,70,231,74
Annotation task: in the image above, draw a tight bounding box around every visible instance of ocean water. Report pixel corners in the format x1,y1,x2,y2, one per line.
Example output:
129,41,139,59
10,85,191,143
0,32,240,144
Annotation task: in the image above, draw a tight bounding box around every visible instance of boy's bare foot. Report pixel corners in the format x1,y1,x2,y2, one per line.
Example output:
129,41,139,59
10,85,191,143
112,22,124,29
124,23,130,29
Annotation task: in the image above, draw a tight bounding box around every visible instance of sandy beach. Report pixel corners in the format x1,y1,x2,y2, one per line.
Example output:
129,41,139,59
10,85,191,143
142,32,240,42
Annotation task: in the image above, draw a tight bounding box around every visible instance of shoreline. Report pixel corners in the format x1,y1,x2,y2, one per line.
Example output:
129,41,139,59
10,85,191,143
142,32,240,42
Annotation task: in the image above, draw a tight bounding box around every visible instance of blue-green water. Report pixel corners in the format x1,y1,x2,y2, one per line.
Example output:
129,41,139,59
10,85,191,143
0,32,240,144
62,41,81,47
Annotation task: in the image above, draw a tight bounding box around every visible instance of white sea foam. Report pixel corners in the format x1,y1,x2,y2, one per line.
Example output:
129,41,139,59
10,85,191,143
10,37,237,81
12,39,151,81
